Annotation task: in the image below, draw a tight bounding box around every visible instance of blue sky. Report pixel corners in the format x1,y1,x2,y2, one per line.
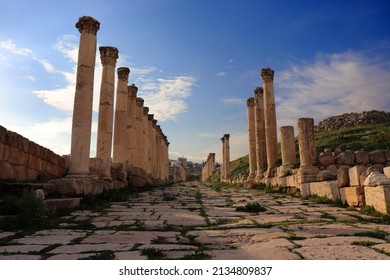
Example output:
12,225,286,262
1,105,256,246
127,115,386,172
1,0,389,164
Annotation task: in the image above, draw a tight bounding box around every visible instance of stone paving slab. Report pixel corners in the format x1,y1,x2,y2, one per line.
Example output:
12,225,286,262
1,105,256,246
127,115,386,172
1,182,390,260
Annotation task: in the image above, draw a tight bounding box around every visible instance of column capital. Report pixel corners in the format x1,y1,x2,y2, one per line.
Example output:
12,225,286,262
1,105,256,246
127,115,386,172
75,16,100,35
99,46,118,66
117,67,130,81
261,67,274,82
224,134,230,139
254,87,264,96
136,97,144,107
128,83,138,98
143,107,149,115
148,114,154,120
247,97,255,107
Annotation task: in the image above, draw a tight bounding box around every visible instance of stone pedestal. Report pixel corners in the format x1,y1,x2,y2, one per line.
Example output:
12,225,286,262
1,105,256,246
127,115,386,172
254,87,267,179
96,46,118,180
112,67,130,169
247,97,256,178
261,68,278,177
68,16,100,177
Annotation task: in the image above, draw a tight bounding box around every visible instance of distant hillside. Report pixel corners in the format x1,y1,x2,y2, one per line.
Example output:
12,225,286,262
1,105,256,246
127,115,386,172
315,110,390,132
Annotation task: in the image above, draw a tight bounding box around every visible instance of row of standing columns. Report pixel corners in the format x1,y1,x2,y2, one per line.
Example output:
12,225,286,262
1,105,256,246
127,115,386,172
201,153,215,181
68,16,169,183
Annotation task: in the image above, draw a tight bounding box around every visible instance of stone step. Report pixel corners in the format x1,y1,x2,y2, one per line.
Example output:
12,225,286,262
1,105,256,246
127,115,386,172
44,198,81,214
0,182,49,196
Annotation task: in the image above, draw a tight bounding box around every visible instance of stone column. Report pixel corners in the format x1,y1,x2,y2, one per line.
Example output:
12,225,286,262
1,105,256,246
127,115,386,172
126,84,138,166
261,67,278,177
280,126,296,167
224,134,230,180
68,16,100,177
147,114,154,175
210,153,215,177
152,120,158,178
142,107,150,173
247,97,256,179
297,118,319,184
220,136,225,180
134,98,144,169
254,87,267,179
96,46,118,179
112,67,130,168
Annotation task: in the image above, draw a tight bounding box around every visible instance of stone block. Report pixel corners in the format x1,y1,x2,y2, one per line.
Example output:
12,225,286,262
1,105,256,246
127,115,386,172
47,177,107,197
0,161,13,180
364,172,390,187
335,152,354,166
27,154,38,170
21,137,29,153
385,151,390,162
339,186,365,207
317,170,336,182
365,185,390,214
285,175,297,188
348,165,367,187
0,125,7,143
326,164,338,174
297,166,319,184
354,151,369,165
44,198,81,214
309,181,340,201
0,142,9,161
29,142,38,155
299,183,311,197
369,150,386,164
13,165,29,181
384,167,390,178
318,153,335,167
360,165,383,185
8,147,25,166
337,166,350,187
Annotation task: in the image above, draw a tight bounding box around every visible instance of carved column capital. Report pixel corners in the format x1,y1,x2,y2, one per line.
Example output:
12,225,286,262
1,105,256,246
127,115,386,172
99,46,118,66
224,134,230,139
261,67,274,82
117,67,130,81
247,97,255,107
143,107,149,115
75,16,100,35
254,87,264,96
128,83,138,98
136,97,144,107
148,114,154,120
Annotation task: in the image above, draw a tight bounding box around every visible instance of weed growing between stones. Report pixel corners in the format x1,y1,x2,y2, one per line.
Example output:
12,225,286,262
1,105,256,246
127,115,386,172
235,202,266,214
141,247,166,260
353,229,389,240
80,250,116,260
351,241,380,247
319,211,337,220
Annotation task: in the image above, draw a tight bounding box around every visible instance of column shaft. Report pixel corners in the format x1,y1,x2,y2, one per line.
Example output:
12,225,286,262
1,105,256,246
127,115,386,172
126,84,138,166
247,98,256,178
254,87,267,178
280,126,296,166
96,46,118,178
69,16,100,176
297,118,317,167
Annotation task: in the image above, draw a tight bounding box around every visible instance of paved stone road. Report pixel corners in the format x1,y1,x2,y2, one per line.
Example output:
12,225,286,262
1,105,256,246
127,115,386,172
1,182,390,260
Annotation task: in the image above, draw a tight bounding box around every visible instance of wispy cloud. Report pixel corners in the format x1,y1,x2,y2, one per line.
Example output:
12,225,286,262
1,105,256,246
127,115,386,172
222,97,245,106
216,71,227,76
18,75,36,81
276,49,390,127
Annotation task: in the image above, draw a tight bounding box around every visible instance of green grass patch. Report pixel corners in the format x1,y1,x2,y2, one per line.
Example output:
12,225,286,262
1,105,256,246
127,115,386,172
235,202,266,214
141,248,166,260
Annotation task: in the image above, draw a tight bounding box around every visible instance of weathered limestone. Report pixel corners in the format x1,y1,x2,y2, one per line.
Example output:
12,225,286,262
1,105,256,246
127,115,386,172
340,187,365,207
280,126,296,167
68,16,100,177
365,186,390,214
261,68,278,177
96,46,118,179
135,98,144,170
348,165,367,186
247,98,256,178
126,84,138,167
297,118,319,184
202,153,216,181
112,67,130,169
221,134,230,180
254,87,267,179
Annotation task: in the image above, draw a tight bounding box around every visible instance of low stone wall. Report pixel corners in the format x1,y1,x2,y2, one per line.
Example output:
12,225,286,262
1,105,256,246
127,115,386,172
0,125,67,181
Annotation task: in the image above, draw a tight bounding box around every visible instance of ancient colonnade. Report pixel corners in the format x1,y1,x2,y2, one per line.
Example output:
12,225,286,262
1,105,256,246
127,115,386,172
201,153,215,181
68,16,169,186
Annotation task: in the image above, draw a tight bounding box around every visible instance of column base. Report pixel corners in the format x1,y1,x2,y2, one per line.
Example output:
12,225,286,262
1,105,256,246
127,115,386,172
297,166,319,184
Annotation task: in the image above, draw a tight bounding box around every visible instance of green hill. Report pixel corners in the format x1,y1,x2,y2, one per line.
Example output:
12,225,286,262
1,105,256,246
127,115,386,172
217,121,390,181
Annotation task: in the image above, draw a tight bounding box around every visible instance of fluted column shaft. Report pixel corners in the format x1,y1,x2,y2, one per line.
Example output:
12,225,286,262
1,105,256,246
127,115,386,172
254,87,267,178
247,97,256,178
261,67,278,177
126,84,138,166
297,118,317,167
112,67,130,168
69,16,100,176
96,46,118,178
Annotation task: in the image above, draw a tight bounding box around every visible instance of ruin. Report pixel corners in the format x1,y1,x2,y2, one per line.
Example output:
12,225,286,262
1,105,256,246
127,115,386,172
201,153,215,181
254,87,267,179
246,98,256,179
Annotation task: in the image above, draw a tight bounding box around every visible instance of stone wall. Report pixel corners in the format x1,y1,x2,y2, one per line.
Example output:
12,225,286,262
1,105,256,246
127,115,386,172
0,125,67,181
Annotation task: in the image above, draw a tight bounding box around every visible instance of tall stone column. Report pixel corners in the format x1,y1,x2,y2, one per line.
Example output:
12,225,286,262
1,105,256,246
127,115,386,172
254,87,267,179
247,97,256,179
147,114,154,175
152,120,158,178
210,153,215,177
280,126,296,167
223,134,230,180
142,107,150,173
126,84,138,166
134,98,144,169
220,136,225,180
112,67,130,168
297,118,319,184
68,16,100,177
261,67,278,177
96,46,118,179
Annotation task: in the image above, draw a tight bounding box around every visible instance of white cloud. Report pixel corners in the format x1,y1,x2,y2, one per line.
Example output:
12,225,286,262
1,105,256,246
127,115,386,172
216,71,227,76
275,50,390,128
0,39,33,56
18,75,35,81
222,97,245,106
